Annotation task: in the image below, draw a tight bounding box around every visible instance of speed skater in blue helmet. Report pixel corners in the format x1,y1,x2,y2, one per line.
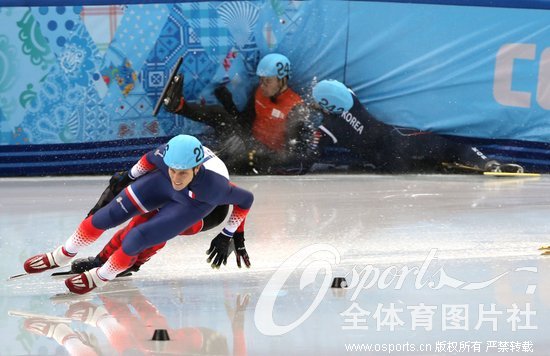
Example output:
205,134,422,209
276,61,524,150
163,134,205,169
256,53,292,99
163,134,206,191
312,79,354,115
256,53,291,79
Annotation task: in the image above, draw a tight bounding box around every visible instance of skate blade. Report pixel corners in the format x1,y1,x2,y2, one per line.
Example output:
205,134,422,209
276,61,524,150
7,273,30,281
441,162,483,172
542,250,550,256
483,172,541,177
50,292,94,304
538,245,550,250
8,269,75,281
51,283,137,301
152,56,183,116
51,270,75,277
8,310,71,323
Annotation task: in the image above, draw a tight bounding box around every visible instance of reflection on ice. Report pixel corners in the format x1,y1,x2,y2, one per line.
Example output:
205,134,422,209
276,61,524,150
1,175,549,354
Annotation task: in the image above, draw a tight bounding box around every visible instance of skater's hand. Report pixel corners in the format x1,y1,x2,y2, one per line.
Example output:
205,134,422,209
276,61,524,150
206,232,231,269
232,231,250,268
109,171,135,196
87,187,115,217
214,85,233,103
87,171,133,217
225,294,250,329
214,86,239,116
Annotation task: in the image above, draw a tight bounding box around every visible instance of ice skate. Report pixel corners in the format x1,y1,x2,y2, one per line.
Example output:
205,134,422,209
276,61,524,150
152,56,184,116
24,317,74,342
24,246,75,274
485,160,524,174
65,301,109,327
71,256,103,273
71,255,136,277
482,161,539,177
162,73,185,112
23,316,95,352
65,268,108,295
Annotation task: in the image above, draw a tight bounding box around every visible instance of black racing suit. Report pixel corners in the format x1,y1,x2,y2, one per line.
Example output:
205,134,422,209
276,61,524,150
317,94,490,173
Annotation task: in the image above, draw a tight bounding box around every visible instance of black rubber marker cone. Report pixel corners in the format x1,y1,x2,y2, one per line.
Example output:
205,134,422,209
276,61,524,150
331,277,347,288
152,329,170,341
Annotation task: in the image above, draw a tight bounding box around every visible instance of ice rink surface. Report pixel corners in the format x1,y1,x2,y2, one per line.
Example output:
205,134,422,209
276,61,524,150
0,174,549,355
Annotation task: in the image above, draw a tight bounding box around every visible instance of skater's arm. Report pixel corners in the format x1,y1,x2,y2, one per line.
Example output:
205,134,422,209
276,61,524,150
205,188,253,269
213,85,256,134
129,152,157,179
214,85,239,116
87,153,157,217
285,103,315,156
218,184,253,237
176,102,233,128
238,94,256,134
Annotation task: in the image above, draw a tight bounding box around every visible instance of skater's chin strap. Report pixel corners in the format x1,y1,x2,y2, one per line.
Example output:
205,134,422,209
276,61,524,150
270,78,289,103
190,151,212,184
190,163,204,185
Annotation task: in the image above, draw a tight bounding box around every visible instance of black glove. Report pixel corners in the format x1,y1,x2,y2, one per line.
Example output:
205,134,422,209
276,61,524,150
87,185,116,217
86,171,134,217
109,171,134,196
206,233,232,269
214,86,239,116
232,231,250,268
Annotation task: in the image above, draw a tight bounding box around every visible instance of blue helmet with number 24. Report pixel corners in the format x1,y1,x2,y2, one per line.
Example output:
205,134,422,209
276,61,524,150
256,53,291,79
312,79,354,115
163,134,205,170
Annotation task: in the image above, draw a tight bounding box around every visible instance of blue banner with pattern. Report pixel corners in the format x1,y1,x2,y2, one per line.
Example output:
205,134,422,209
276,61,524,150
1,1,550,174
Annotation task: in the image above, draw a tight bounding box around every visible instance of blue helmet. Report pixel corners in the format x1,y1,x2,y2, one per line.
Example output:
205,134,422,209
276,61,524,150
312,79,353,114
256,53,291,79
163,135,205,170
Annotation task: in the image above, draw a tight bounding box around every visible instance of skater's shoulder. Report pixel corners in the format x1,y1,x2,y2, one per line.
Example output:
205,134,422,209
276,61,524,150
202,147,229,180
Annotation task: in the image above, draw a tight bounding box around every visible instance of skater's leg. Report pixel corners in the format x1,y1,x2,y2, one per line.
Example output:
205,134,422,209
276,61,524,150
65,201,212,293
161,70,237,131
24,171,172,274
70,212,157,273
97,212,157,263
425,135,523,172
106,202,210,277
97,205,228,268
63,172,170,254
387,132,493,173
71,205,228,274
178,102,240,133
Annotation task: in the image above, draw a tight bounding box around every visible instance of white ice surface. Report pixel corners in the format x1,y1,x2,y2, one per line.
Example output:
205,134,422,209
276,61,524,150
0,174,549,355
